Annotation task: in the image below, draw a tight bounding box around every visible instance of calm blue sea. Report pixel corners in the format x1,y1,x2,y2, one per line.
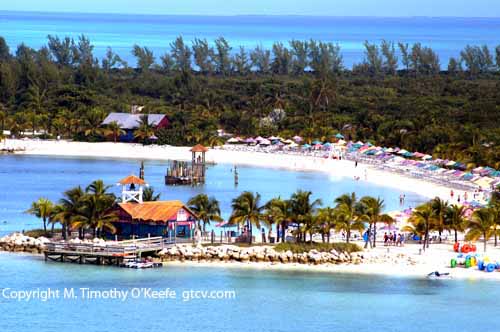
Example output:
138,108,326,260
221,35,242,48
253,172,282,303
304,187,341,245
1,11,500,67
1,252,499,332
0,154,424,236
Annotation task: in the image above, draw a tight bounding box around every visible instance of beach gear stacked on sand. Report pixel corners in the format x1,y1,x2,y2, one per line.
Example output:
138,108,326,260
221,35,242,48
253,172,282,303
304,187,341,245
451,252,500,273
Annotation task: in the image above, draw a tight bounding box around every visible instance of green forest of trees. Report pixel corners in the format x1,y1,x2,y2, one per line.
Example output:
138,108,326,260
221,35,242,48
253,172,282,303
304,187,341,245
0,35,499,168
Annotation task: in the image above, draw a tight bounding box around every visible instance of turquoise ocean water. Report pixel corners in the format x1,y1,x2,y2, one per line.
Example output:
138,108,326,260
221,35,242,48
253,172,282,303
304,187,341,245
1,11,500,66
0,154,424,235
1,252,500,332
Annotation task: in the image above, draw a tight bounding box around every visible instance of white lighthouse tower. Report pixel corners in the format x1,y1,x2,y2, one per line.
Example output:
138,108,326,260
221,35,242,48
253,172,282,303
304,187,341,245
117,175,147,203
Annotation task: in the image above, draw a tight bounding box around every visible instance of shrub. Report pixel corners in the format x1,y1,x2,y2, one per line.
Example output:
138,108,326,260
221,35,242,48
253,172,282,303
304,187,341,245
274,242,362,253
24,229,60,238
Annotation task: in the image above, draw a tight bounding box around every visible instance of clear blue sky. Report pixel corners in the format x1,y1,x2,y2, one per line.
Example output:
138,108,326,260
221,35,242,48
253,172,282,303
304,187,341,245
2,0,499,17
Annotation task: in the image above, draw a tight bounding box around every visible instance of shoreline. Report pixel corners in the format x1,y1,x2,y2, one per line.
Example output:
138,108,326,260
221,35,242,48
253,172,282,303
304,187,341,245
2,244,500,281
1,233,499,281
3,139,462,201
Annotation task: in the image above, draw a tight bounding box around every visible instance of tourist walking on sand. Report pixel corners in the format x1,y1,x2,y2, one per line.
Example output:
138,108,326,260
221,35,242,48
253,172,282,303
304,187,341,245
363,229,372,249
450,190,454,199
355,160,358,168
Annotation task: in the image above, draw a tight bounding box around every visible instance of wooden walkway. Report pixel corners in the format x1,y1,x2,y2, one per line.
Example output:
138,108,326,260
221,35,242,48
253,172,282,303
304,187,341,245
44,237,191,266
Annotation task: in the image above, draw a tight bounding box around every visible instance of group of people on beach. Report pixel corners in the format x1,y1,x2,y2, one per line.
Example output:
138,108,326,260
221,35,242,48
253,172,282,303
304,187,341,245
450,189,487,203
384,232,405,246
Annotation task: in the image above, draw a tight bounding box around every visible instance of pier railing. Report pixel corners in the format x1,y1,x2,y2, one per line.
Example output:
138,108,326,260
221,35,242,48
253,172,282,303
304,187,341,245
45,236,193,256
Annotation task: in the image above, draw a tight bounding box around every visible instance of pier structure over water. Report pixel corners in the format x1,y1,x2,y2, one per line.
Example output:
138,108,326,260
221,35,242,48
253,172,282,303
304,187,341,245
43,236,190,266
165,144,208,185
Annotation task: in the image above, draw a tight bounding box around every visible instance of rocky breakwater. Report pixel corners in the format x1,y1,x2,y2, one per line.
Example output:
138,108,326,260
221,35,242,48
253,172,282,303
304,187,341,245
0,233,50,254
158,244,363,265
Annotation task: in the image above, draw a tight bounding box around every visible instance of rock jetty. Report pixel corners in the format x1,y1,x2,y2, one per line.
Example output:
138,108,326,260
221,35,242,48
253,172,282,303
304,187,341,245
0,233,50,254
158,244,363,265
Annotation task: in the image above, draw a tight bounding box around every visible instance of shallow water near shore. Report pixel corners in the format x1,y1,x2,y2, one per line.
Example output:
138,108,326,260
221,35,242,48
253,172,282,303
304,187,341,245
1,252,499,332
0,154,424,236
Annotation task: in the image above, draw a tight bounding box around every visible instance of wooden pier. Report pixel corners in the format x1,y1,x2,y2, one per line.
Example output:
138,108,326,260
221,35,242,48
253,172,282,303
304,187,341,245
165,144,208,186
43,237,190,266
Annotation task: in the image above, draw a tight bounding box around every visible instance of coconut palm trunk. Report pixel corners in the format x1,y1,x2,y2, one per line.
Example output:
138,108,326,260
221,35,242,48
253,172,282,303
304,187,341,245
248,220,253,244
281,221,286,243
484,231,488,252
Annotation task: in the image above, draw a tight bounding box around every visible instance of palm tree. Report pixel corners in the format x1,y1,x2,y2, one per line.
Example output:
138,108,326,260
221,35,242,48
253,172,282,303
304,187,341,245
51,186,85,239
229,191,265,244
0,104,6,133
93,210,118,236
22,84,47,135
466,208,495,252
208,135,225,148
51,117,67,138
315,207,336,243
360,196,393,247
333,193,366,243
134,114,155,144
83,107,106,138
444,204,467,243
406,203,435,251
290,190,322,242
26,198,54,233
104,120,125,143
143,187,161,201
265,197,293,243
72,180,116,238
491,204,500,247
430,197,448,243
188,194,222,232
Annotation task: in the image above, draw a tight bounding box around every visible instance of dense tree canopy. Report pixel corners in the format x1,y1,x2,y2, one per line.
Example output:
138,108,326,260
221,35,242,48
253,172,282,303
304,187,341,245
1,35,499,168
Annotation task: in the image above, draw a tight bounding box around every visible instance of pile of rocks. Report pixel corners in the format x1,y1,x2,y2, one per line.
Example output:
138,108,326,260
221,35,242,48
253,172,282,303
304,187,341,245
0,233,50,254
158,244,363,265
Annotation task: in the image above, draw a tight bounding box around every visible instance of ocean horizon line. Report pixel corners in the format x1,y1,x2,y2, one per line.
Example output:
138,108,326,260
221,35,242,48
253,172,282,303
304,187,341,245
1,10,499,20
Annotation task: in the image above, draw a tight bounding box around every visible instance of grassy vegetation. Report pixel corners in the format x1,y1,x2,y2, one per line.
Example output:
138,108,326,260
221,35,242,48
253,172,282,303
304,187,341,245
23,229,61,238
202,242,270,248
274,242,362,253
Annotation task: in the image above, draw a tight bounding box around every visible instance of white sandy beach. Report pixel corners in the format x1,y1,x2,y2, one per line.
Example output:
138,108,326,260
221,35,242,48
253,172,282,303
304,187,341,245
4,138,463,201
163,243,500,281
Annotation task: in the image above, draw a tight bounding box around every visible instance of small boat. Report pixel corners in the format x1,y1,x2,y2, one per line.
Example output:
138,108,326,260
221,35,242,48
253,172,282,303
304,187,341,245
427,271,451,279
121,259,163,269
